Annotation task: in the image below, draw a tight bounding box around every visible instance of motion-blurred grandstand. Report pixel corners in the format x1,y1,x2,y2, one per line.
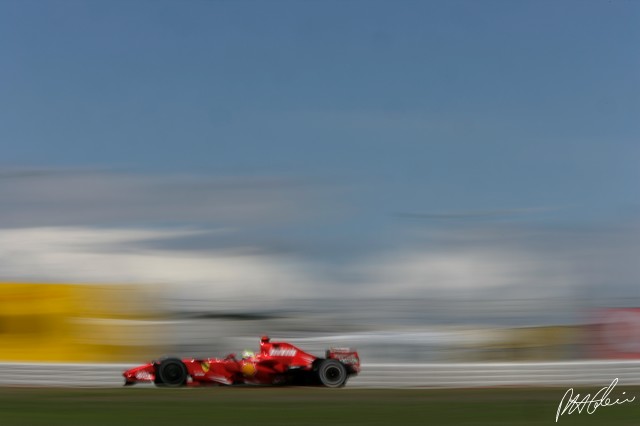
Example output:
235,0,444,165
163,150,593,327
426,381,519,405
1,282,637,364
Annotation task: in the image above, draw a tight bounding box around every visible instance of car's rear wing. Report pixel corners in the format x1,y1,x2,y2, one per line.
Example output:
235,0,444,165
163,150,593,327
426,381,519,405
326,347,360,373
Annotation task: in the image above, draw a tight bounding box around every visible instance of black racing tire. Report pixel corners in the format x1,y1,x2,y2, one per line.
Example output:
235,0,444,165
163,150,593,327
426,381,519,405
156,358,188,387
317,359,348,388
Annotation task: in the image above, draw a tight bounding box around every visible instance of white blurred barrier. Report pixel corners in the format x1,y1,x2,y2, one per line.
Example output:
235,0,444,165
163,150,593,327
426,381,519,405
349,361,640,388
1,361,640,388
0,363,130,387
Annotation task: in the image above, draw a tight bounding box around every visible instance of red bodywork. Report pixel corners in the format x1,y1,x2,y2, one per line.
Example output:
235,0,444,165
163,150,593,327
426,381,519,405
123,336,360,387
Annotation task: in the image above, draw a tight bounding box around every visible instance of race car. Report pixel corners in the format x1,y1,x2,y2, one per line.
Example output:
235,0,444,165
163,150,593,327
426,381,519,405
123,336,360,388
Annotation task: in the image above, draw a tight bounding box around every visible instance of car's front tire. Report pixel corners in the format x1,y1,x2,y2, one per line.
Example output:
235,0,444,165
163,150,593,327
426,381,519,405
156,358,188,387
317,359,348,388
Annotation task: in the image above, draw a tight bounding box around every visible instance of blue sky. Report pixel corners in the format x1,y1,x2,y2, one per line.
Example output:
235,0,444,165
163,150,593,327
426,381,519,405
0,1,638,304
2,1,638,220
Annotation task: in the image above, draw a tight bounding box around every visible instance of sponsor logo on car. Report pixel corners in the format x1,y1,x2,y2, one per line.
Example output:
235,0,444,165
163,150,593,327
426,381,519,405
333,356,358,364
241,362,257,377
269,348,297,357
136,371,153,380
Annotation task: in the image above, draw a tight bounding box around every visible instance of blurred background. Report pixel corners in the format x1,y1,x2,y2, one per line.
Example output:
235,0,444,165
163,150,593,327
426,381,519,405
0,0,639,366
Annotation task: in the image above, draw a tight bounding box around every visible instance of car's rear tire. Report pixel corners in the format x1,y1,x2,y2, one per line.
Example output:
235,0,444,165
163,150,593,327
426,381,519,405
317,359,347,388
156,358,188,387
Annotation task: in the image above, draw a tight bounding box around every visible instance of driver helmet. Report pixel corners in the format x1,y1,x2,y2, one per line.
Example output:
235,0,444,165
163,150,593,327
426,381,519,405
241,350,255,360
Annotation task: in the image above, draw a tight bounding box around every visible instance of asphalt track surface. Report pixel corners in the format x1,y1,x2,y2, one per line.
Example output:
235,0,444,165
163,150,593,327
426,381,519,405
2,361,640,388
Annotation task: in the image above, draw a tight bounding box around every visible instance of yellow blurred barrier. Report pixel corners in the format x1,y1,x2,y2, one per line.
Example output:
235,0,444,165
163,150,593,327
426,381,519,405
0,283,167,362
460,325,582,361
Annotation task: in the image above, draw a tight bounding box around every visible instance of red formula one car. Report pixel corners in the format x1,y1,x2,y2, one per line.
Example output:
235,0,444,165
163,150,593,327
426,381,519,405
123,336,360,388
